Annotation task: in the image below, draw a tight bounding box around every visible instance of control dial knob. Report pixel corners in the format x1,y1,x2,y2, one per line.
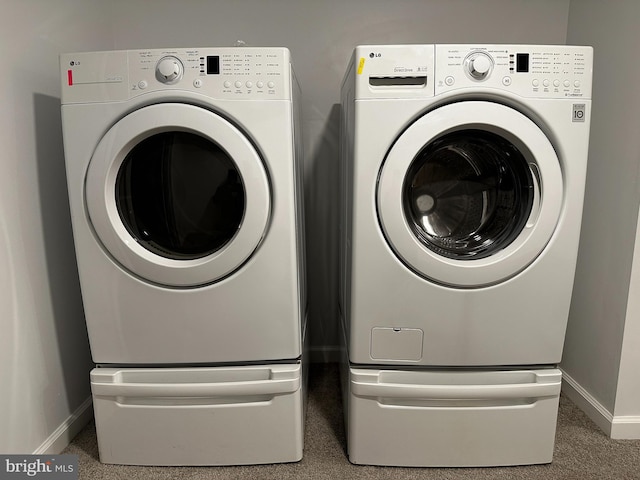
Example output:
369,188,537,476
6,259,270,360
156,56,184,84
464,51,494,81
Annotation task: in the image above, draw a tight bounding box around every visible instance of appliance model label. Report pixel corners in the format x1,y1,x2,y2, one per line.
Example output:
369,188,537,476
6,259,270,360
572,104,586,122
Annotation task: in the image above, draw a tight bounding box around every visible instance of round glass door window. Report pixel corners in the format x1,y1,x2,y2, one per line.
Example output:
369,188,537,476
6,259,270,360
85,103,270,287
116,132,245,260
403,130,534,260
376,101,563,287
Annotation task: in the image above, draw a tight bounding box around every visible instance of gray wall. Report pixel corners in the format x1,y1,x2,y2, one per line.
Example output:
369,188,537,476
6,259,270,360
107,0,570,358
0,0,114,454
1,0,572,453
562,0,640,436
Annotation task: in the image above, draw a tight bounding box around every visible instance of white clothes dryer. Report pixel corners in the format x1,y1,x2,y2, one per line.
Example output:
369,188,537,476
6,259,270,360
60,47,306,465
339,44,592,467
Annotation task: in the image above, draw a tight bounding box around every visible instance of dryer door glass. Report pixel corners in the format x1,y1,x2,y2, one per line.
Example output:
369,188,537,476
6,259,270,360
403,130,534,260
116,132,245,260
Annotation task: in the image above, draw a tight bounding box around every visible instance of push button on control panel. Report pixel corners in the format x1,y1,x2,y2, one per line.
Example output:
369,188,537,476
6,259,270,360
221,79,278,93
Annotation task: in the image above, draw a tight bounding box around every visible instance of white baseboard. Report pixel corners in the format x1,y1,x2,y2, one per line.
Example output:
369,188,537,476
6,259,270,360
560,370,613,436
34,396,93,454
561,370,640,439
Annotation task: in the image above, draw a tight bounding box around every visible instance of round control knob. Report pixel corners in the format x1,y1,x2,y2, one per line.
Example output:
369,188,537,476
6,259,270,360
155,56,183,84
464,52,494,81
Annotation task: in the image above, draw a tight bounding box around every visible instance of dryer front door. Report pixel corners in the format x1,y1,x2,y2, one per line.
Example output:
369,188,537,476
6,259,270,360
86,103,270,287
377,101,563,287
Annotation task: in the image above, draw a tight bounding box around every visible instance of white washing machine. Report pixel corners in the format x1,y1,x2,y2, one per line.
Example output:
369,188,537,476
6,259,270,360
339,44,592,467
60,47,307,465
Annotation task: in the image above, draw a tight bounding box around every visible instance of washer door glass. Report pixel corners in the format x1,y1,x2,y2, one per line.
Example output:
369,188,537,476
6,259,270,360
116,131,245,260
86,103,270,287
377,101,563,288
404,129,534,260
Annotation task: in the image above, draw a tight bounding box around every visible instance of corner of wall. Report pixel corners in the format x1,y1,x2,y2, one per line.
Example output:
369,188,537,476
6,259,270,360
34,398,93,454
562,370,640,440
561,369,613,436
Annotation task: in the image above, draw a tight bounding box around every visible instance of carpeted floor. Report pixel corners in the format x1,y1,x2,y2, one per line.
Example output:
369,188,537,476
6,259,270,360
63,363,640,479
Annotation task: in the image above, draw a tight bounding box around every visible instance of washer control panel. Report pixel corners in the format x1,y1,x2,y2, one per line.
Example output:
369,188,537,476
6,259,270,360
435,44,592,99
353,44,592,100
61,47,292,104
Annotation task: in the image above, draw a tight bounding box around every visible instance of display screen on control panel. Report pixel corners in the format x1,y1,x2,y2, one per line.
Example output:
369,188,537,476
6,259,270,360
207,56,220,75
516,53,529,73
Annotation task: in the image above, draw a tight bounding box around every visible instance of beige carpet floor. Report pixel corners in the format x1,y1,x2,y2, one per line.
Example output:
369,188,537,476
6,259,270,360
63,363,640,479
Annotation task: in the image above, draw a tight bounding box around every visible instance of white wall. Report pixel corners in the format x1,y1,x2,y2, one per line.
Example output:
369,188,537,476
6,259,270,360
0,0,113,453
1,0,572,453
562,0,640,438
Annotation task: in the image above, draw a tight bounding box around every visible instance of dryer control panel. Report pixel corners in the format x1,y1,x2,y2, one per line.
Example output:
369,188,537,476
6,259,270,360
61,47,292,104
434,44,592,99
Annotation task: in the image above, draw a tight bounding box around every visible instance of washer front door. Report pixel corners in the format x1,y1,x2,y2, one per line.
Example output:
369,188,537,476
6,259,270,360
377,101,563,288
86,103,270,287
